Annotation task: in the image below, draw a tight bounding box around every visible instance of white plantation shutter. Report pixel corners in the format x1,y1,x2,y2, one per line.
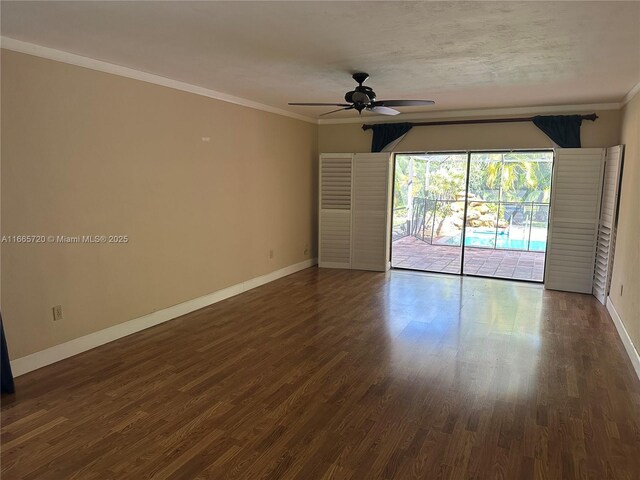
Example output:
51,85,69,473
599,146,624,227
319,154,353,268
593,146,624,304
351,153,392,271
593,226,612,302
545,148,605,293
318,153,392,272
320,156,352,210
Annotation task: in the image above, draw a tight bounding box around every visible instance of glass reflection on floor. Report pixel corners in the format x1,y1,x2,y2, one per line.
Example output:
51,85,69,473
384,271,542,400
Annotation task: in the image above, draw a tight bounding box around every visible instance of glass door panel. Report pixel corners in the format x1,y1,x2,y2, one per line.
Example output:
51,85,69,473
463,151,553,282
391,153,468,274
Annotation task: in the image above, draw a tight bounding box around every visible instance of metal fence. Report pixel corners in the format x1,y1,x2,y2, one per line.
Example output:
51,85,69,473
393,198,550,252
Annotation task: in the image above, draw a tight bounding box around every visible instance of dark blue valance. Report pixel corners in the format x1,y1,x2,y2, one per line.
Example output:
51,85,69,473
365,114,592,151
532,115,584,148
371,122,413,152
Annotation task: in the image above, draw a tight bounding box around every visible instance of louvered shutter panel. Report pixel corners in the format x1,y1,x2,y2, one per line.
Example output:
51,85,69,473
319,154,353,268
545,148,605,293
351,153,392,271
593,146,624,304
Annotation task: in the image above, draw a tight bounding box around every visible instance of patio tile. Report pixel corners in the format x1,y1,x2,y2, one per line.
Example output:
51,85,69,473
392,236,545,282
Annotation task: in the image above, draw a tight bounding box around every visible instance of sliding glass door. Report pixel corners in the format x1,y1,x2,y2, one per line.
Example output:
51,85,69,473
391,150,553,282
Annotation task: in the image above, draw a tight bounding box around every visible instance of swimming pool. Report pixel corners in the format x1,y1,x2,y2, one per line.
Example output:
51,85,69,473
442,228,547,251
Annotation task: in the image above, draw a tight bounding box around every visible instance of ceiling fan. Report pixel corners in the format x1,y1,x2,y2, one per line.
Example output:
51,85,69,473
289,72,435,116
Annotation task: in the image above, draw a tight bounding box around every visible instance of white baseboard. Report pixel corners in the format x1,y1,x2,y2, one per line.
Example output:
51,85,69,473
606,296,640,380
10,258,317,377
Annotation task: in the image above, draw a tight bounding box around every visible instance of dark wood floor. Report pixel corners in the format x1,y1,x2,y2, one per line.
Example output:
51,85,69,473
2,268,640,479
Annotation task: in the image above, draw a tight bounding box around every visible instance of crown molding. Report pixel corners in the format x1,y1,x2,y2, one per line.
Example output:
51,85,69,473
0,37,317,125
318,102,621,125
622,81,640,106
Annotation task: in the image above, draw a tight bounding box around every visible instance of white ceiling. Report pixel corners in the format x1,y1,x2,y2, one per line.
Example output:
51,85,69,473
2,1,639,119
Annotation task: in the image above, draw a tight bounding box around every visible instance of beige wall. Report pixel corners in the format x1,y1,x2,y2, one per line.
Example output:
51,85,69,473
610,92,640,346
319,110,621,153
1,50,318,359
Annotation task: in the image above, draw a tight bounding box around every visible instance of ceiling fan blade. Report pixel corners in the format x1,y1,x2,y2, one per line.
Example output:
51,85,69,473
367,106,400,116
288,102,352,106
372,100,435,107
320,106,354,116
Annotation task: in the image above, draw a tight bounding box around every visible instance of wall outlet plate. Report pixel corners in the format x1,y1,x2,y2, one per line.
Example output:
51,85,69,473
53,305,63,321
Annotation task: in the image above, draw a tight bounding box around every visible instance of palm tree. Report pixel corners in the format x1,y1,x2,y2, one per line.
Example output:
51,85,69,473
484,154,551,202
481,153,552,227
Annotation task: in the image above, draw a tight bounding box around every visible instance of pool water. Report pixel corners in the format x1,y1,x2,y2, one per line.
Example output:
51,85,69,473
443,229,547,252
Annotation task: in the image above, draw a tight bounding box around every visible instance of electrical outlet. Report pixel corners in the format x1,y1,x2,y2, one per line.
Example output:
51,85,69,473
52,305,63,321
269,249,274,259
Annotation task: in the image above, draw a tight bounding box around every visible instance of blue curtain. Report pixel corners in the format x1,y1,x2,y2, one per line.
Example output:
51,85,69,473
532,115,584,148
371,122,413,152
1,314,15,395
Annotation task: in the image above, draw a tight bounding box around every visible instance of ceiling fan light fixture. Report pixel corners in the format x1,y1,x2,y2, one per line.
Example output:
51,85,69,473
351,91,370,104
289,72,434,117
